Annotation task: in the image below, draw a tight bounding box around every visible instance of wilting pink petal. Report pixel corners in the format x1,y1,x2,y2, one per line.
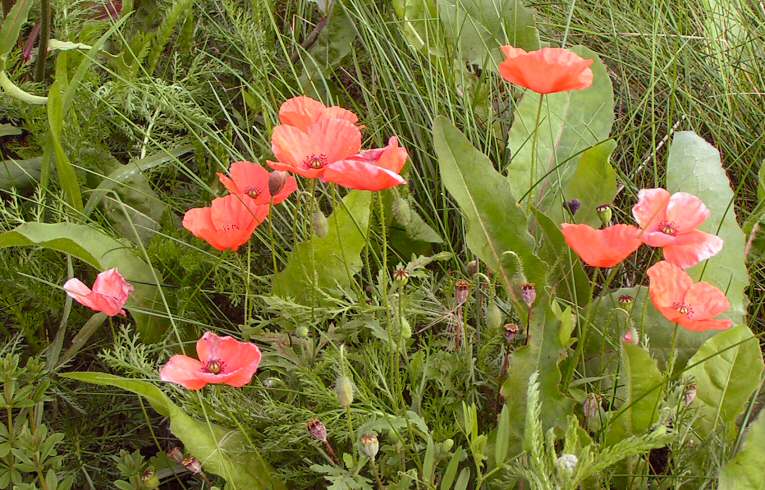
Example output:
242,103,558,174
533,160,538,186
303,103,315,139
63,268,133,317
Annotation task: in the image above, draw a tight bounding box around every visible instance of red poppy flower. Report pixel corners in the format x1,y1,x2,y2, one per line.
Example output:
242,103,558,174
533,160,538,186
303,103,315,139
63,268,133,317
499,46,594,94
321,136,408,191
647,261,732,332
160,332,262,390
217,161,297,205
560,224,642,268
269,115,363,180
182,194,269,252
632,188,723,269
278,96,359,131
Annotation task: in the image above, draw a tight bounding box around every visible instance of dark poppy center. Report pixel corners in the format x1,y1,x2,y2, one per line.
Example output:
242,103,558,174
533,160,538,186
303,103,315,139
246,187,261,199
303,153,328,169
673,302,693,318
204,359,223,374
660,222,677,235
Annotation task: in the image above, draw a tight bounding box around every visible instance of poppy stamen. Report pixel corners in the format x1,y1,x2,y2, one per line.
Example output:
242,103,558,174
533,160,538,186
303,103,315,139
660,222,677,236
204,359,224,374
303,153,328,170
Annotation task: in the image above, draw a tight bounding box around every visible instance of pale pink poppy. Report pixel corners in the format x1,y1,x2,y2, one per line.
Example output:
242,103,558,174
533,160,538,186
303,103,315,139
321,136,408,191
160,332,262,390
632,188,723,269
63,268,133,317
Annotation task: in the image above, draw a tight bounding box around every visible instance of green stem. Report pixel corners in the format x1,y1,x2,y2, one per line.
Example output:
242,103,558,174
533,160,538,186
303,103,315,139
370,459,383,490
35,0,51,82
527,94,545,212
268,199,278,273
345,407,356,466
0,70,48,104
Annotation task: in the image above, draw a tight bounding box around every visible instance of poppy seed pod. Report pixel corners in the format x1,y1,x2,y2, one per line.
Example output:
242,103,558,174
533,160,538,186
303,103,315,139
141,469,160,489
392,197,412,225
182,457,202,475
167,447,184,464
335,375,354,408
618,295,634,312
268,170,291,197
393,265,409,284
359,433,379,460
466,260,479,276
504,323,520,344
596,204,613,227
684,383,697,406
455,280,470,305
307,418,328,442
521,283,536,307
312,210,329,237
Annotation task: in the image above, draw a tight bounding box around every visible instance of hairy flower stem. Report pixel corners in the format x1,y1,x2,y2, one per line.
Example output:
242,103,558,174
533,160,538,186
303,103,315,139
370,460,383,489
345,407,356,465
377,193,400,405
527,94,545,212
268,198,278,273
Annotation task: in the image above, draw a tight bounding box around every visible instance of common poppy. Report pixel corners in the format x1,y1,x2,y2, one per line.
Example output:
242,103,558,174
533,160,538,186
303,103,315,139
160,332,262,390
647,261,732,332
321,136,408,191
64,268,133,317
217,161,297,205
560,223,642,268
182,194,269,252
499,46,594,94
632,188,723,269
278,96,359,130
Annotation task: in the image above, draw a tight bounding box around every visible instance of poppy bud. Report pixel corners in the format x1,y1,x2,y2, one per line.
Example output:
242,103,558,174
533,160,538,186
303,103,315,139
141,468,160,489
295,326,309,338
487,301,503,330
312,210,329,237
393,265,409,284
596,204,612,227
268,171,291,197
521,283,536,307
583,393,602,420
623,327,639,345
556,454,578,476
307,418,328,442
466,260,479,276
563,199,581,216
167,447,184,464
618,295,634,312
503,323,519,344
399,316,412,340
684,383,697,406
182,457,202,475
455,280,470,305
392,197,411,225
359,433,379,460
335,375,354,408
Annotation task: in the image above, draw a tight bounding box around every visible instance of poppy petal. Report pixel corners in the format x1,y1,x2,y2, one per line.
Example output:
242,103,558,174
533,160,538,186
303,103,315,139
662,230,723,269
322,160,406,191
665,192,711,233
160,355,208,390
279,96,327,129
91,268,133,301
632,188,670,231
183,206,226,251
560,224,642,268
217,172,240,195
684,282,731,320
308,116,362,163
227,161,270,203
267,160,324,179
647,261,692,323
677,318,733,332
499,46,594,94
272,124,315,168
271,174,298,204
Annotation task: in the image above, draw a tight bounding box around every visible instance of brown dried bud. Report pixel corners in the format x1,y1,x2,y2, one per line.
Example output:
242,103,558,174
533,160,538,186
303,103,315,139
684,383,697,406
521,283,536,307
167,447,184,464
583,393,602,420
307,418,328,442
503,323,519,344
268,171,291,197
360,433,379,460
182,457,202,475
455,280,470,305
466,260,480,276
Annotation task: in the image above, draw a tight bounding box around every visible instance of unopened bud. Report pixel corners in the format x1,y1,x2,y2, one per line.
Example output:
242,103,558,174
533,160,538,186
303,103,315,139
391,197,411,225
467,260,479,276
623,327,639,345
268,171,291,197
168,447,184,463
182,457,202,475
399,316,412,339
335,375,354,408
487,301,503,330
503,323,519,344
684,383,697,406
359,433,379,460
556,454,578,476
307,418,328,442
455,280,470,305
521,283,536,307
295,326,309,338
596,204,612,227
563,199,581,216
583,393,602,420
312,210,329,237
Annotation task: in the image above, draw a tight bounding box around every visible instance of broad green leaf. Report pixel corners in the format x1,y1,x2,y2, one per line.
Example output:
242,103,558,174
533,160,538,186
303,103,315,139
272,191,371,305
62,372,285,490
0,222,165,341
436,0,539,69
440,446,463,490
501,303,574,459
0,123,21,136
686,326,763,440
433,116,546,298
719,410,765,490
0,157,41,190
606,344,664,445
534,210,591,306
507,46,614,217
495,404,510,464
563,139,617,227
666,131,749,323
0,0,32,59
47,39,93,52
396,0,444,56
